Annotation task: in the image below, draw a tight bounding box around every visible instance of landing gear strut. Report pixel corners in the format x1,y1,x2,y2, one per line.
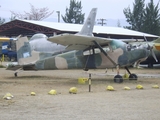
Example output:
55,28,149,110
113,66,138,83
114,65,123,83
124,66,137,80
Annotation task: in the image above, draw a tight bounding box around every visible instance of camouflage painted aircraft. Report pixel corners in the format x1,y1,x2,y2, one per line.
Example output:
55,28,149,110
7,33,152,83
6,8,155,83
29,33,160,69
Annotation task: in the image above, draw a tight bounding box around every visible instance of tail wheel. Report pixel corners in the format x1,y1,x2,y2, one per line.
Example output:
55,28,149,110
14,72,18,77
129,74,137,80
114,75,123,83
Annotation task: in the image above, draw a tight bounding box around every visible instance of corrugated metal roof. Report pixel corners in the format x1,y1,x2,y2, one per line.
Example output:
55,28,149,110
16,19,159,38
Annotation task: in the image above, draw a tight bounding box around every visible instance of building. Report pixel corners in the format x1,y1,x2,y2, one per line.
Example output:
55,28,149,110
0,19,159,40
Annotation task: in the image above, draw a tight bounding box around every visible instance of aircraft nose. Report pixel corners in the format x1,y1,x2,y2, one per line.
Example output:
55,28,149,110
138,44,150,56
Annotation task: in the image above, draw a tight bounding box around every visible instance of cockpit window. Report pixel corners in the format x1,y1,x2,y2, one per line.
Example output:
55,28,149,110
30,34,48,41
83,47,110,55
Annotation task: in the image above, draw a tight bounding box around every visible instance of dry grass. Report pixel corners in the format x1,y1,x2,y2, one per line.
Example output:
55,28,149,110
0,68,160,120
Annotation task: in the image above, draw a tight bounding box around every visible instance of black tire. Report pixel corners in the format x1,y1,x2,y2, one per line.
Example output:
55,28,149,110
129,74,137,80
114,75,123,83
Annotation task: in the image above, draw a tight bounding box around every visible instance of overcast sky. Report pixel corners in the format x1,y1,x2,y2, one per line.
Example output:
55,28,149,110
0,0,159,27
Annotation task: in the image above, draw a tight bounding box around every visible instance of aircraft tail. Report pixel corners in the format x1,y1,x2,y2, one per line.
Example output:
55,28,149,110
16,36,40,66
77,8,97,36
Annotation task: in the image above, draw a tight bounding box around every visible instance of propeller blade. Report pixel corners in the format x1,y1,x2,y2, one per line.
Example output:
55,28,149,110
151,49,158,62
143,35,150,50
143,35,158,62
143,35,148,43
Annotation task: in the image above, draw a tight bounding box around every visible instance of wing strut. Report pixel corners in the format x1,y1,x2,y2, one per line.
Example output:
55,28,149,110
93,40,117,66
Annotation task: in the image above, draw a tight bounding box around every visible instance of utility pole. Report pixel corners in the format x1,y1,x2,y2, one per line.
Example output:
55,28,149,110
56,11,60,23
97,18,107,26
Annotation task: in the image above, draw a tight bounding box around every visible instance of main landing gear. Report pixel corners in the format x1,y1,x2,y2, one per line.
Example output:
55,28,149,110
113,66,138,83
124,66,138,80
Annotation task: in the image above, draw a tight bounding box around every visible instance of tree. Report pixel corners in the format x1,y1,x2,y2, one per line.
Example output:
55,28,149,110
123,0,145,31
10,15,16,21
10,4,53,20
143,0,160,35
62,0,85,24
117,19,121,27
0,17,5,25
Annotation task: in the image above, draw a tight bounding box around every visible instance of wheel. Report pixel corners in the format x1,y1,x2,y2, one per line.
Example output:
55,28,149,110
114,75,123,83
129,74,137,80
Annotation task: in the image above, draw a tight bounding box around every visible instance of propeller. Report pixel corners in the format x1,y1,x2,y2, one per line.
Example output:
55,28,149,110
144,35,158,62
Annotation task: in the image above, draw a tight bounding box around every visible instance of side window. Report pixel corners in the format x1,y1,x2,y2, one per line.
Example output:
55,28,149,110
104,47,110,52
83,47,110,56
126,44,138,51
83,49,93,55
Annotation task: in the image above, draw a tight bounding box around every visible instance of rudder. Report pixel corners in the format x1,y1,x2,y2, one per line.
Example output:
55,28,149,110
77,8,97,36
16,36,39,65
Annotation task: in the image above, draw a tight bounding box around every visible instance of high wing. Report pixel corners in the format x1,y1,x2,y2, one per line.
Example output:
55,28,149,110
48,34,112,50
48,7,113,51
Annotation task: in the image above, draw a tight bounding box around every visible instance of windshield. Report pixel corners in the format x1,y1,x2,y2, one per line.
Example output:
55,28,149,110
30,33,48,41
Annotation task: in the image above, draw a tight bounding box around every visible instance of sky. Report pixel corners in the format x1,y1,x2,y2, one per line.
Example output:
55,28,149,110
0,0,159,27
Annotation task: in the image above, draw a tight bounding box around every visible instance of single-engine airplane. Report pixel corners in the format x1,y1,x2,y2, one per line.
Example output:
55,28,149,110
7,33,152,83
6,8,158,83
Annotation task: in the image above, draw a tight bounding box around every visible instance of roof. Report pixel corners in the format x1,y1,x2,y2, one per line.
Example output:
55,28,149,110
0,19,159,40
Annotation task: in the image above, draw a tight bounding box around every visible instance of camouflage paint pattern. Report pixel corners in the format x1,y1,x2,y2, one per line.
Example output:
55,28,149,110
6,7,151,71
34,40,150,70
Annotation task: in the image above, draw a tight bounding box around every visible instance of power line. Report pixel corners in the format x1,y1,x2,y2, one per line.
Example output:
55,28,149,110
97,18,107,26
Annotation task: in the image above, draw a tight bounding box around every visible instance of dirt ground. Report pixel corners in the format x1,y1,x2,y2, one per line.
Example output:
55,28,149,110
0,67,160,120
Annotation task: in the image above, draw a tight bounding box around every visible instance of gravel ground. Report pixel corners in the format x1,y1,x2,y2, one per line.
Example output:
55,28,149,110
0,67,160,120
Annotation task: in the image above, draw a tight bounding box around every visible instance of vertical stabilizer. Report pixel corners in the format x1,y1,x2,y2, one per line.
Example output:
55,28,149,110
16,37,39,65
77,8,97,36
